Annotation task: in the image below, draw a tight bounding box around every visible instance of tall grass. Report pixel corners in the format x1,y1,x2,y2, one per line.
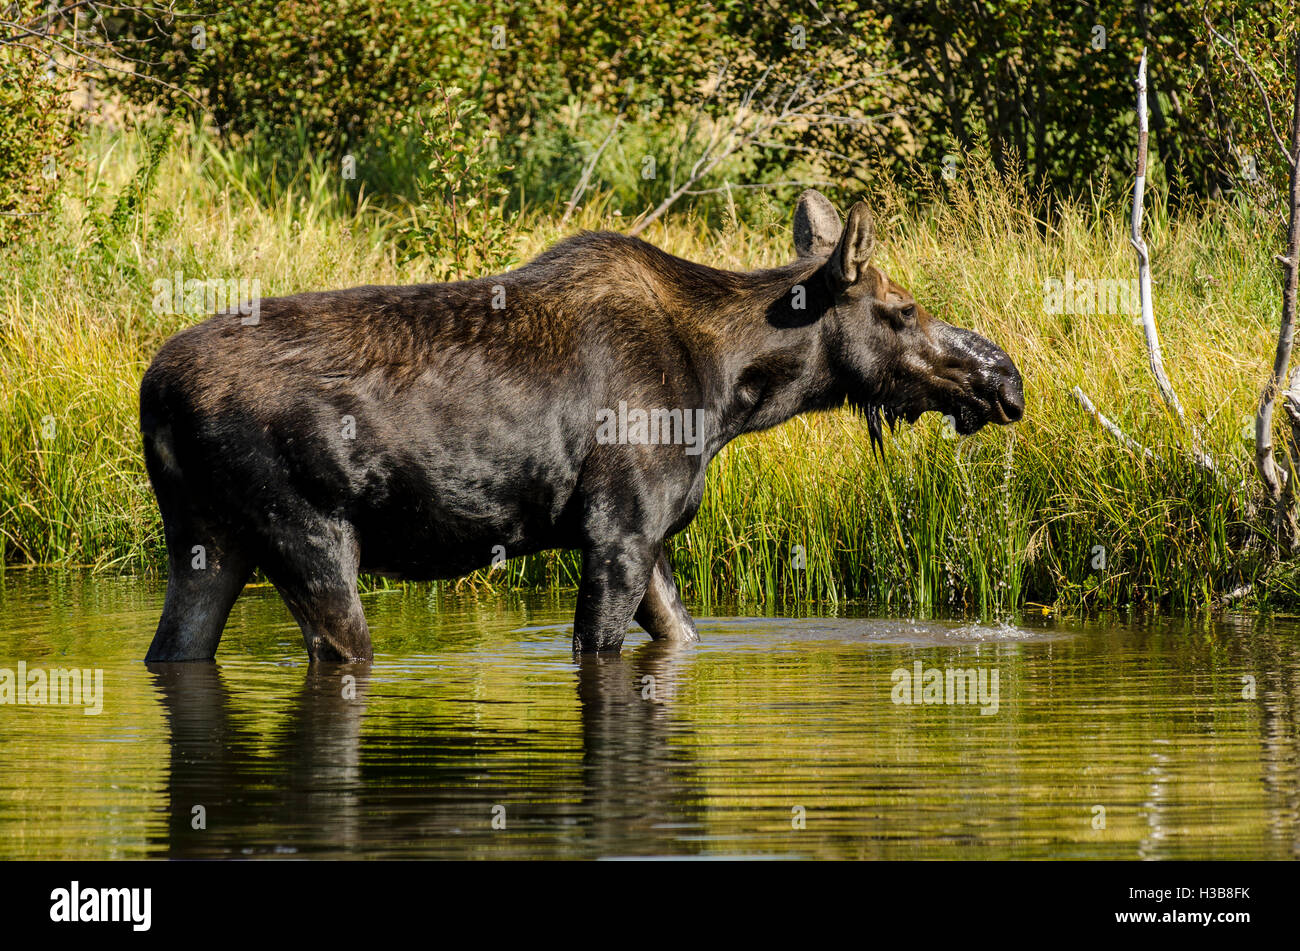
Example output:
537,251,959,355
0,122,1289,615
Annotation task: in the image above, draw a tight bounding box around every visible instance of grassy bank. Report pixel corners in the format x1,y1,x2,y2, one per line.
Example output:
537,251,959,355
0,123,1290,614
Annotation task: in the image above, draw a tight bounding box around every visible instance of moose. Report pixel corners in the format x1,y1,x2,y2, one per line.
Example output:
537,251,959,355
140,189,1024,664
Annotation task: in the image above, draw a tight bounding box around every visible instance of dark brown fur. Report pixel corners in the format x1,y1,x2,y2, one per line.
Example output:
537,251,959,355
140,190,1023,663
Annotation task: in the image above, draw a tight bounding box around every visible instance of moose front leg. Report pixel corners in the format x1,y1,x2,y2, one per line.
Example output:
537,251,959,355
573,539,658,653
635,545,699,644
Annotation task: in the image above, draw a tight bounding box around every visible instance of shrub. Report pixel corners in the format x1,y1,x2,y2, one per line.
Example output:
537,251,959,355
113,0,479,151
400,86,516,281
0,45,74,241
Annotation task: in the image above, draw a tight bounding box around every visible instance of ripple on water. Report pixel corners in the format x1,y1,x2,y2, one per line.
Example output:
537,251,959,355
697,615,1064,648
1,572,1297,860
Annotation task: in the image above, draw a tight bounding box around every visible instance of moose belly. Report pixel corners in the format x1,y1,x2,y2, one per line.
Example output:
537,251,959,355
348,458,579,580
332,409,586,581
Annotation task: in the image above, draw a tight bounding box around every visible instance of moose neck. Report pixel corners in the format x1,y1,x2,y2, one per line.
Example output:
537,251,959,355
700,259,844,449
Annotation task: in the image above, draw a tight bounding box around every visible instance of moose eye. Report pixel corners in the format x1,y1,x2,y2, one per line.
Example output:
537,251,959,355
898,304,917,323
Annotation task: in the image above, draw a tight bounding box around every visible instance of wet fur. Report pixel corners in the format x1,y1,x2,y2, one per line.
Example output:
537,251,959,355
141,194,1022,662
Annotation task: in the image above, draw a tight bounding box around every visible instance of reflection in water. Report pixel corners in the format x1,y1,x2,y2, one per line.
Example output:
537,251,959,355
149,643,703,858
1243,622,1300,859
148,663,371,857
0,571,1298,859
575,644,701,856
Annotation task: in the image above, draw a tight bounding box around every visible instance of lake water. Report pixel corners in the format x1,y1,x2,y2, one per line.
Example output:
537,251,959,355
1,570,1297,859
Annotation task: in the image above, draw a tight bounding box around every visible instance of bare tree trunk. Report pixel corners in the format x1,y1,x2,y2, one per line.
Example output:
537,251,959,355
1128,50,1216,475
1132,50,1186,423
1254,35,1300,548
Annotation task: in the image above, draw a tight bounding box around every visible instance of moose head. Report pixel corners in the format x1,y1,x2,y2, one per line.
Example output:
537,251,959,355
793,189,1025,441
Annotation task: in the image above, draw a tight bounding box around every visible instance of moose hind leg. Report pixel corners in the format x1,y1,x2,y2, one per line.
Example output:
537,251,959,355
264,519,372,663
146,536,253,662
634,546,699,644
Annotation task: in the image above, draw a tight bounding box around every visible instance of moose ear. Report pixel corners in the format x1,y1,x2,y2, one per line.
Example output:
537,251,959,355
829,201,875,288
793,189,842,257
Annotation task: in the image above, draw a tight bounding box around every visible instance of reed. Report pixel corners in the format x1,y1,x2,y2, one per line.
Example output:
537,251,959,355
0,123,1284,616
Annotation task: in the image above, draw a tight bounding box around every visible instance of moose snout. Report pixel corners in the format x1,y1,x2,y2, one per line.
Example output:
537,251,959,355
992,356,1025,423
935,327,1024,431
947,325,1025,426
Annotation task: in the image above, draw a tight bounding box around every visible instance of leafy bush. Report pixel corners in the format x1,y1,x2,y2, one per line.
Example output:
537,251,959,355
1200,4,1299,214
114,0,479,151
0,45,74,241
400,86,516,281
110,1,795,200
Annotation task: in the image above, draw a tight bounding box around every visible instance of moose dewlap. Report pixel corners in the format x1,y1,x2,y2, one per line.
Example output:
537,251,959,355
140,189,1023,663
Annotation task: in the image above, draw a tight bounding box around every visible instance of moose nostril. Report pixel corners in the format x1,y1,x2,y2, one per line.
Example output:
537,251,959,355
999,377,1025,422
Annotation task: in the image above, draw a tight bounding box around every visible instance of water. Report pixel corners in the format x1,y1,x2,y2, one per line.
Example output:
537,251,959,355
1,570,1297,859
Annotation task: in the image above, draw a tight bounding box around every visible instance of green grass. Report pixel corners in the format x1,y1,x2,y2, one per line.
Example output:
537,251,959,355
0,121,1292,616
